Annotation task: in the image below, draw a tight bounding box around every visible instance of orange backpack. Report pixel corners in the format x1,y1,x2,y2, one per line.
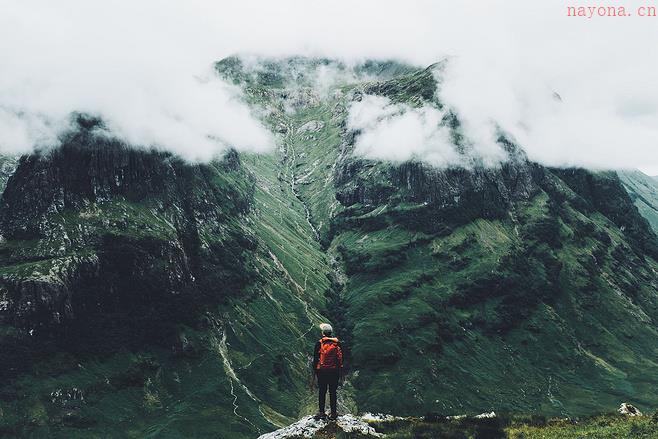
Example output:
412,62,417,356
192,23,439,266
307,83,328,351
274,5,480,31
317,337,342,370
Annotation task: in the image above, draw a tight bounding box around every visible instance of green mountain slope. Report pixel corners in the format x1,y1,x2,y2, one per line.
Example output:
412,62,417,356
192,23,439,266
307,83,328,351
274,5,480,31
223,58,658,417
0,58,658,438
0,121,330,438
618,170,658,233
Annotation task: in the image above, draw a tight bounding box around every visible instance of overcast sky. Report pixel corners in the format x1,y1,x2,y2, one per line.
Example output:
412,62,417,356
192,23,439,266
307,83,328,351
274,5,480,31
1,0,658,173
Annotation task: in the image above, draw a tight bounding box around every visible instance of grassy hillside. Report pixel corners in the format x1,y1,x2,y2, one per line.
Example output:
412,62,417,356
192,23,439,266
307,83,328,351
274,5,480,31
333,170,658,415
0,131,330,438
618,170,658,233
263,411,658,438
359,412,658,439
224,57,658,418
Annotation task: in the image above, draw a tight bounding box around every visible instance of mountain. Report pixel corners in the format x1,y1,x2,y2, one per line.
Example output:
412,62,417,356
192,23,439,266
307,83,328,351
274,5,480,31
618,170,658,234
1,58,658,438
0,119,331,438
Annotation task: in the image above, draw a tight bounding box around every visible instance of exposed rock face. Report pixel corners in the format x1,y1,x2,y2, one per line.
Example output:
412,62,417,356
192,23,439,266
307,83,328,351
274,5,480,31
299,120,325,133
331,143,543,241
475,411,497,419
1,129,250,240
333,72,541,232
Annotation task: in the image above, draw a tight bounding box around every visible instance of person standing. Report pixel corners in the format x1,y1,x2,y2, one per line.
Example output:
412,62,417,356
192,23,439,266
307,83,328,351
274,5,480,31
311,323,343,420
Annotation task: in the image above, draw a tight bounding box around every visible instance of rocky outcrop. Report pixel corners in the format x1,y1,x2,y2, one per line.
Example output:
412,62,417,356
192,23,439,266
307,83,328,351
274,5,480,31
257,415,382,439
618,403,643,417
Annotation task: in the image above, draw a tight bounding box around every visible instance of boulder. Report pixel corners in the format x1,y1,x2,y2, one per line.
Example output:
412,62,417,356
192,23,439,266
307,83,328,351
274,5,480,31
618,403,642,417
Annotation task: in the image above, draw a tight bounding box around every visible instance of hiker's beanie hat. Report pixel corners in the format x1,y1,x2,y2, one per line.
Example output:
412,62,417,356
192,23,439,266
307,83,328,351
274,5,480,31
320,323,333,335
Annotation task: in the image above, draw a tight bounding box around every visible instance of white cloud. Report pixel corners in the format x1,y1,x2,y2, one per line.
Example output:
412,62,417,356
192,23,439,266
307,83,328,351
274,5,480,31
431,1,658,172
0,1,275,161
1,0,657,170
347,95,461,166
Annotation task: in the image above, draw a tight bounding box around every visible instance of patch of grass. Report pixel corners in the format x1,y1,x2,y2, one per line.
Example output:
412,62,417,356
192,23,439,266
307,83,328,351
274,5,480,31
507,413,658,439
309,414,658,439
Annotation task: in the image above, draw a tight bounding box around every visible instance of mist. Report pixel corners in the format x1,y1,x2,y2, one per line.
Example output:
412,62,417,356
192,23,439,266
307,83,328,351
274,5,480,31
348,95,464,167
1,1,658,171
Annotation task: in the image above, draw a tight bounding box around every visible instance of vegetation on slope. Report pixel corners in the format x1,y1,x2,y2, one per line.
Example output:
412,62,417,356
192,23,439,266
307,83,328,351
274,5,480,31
0,120,331,438
618,169,658,233
266,411,658,439
227,57,658,419
369,412,658,439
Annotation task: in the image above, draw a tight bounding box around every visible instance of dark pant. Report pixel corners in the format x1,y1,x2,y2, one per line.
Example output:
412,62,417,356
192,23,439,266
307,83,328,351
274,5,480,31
316,369,339,414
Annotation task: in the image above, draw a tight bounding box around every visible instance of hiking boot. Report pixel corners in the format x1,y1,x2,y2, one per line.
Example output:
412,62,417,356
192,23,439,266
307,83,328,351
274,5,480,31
313,412,327,420
329,412,338,420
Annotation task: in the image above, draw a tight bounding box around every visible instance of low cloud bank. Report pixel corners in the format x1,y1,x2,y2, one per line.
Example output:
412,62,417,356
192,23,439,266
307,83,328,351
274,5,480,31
1,1,657,172
0,1,275,161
